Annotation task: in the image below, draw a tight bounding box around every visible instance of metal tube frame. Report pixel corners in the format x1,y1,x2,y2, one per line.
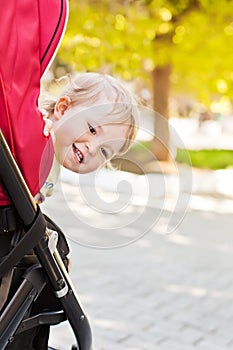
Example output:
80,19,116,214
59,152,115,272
0,130,92,350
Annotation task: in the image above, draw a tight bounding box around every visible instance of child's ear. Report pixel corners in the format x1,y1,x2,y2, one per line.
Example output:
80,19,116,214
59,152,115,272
54,96,71,120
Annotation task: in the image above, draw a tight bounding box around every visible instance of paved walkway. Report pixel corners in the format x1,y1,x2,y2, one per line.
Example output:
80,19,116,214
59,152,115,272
42,170,233,350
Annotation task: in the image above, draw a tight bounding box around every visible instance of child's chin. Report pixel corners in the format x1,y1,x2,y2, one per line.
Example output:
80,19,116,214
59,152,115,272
78,167,95,175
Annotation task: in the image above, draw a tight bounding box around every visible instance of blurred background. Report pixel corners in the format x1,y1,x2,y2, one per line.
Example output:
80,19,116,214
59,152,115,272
45,1,233,349
43,0,233,174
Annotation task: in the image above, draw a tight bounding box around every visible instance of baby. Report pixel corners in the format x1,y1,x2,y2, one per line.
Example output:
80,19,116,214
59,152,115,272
36,72,139,202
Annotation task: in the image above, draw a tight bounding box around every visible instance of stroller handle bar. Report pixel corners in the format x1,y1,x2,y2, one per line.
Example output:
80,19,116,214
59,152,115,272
0,130,92,350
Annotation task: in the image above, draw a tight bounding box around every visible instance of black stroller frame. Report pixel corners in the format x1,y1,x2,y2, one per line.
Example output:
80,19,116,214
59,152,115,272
0,130,92,350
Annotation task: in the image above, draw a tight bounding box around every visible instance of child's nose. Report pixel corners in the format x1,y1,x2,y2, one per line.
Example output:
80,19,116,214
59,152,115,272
85,140,97,155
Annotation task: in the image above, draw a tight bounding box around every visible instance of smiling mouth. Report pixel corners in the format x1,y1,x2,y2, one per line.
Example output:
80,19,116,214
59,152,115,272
72,144,84,163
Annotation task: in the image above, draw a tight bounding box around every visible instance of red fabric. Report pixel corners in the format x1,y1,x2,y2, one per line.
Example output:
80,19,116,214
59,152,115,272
0,0,68,205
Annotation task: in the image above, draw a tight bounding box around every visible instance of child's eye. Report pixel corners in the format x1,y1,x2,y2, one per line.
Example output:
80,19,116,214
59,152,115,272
88,123,96,135
100,147,108,159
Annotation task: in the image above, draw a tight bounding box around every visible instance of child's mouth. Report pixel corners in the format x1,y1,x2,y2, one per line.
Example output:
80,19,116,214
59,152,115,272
72,144,84,163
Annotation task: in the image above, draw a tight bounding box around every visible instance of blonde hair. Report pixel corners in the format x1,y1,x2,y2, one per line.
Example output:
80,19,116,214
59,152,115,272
41,73,139,155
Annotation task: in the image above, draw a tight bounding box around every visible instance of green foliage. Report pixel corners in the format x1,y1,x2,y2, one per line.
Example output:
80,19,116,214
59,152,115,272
176,148,233,170
57,0,233,104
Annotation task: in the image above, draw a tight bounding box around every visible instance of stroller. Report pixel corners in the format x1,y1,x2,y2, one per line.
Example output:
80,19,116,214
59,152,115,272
0,1,92,349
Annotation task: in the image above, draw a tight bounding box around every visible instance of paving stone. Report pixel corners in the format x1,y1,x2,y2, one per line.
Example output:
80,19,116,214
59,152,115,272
47,184,233,350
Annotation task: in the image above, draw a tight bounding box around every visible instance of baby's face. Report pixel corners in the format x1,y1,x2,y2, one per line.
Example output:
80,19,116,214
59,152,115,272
52,97,128,173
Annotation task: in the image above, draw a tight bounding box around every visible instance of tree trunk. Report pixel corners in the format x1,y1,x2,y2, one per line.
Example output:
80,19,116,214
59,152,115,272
151,64,171,161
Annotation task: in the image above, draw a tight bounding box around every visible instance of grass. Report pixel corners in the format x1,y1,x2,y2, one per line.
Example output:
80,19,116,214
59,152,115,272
176,148,233,170
131,141,233,170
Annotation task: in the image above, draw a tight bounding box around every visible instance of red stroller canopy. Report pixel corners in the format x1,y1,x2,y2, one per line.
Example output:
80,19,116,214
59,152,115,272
0,0,68,205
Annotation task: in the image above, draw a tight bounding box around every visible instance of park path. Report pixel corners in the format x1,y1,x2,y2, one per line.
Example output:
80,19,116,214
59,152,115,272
43,171,233,350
